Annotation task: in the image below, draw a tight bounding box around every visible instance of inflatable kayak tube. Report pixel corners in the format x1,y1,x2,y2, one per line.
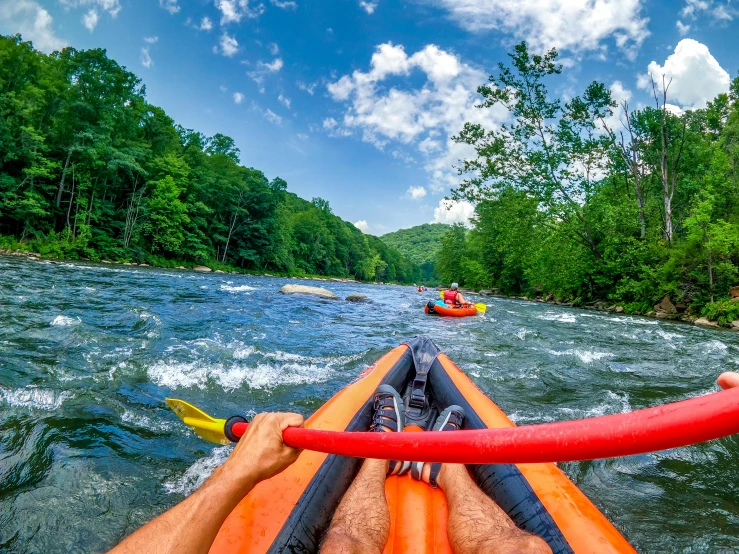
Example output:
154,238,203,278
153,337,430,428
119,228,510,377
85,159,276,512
210,338,635,554
424,301,478,318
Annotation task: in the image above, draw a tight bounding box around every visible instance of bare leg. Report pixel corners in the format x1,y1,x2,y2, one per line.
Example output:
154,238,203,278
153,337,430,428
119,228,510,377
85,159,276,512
433,464,552,554
321,459,390,554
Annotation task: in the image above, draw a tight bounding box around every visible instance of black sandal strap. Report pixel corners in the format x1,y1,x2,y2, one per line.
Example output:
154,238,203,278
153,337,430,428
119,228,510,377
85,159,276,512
428,463,442,488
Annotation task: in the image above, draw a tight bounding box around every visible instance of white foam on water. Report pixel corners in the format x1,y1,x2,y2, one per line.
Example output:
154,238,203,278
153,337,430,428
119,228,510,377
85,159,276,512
547,349,614,364
508,412,557,424
0,386,71,410
51,315,81,326
233,345,256,359
220,284,257,293
85,286,96,291
702,340,728,354
516,328,528,340
121,409,173,431
484,351,503,357
537,311,577,323
656,329,684,341
200,285,208,289
147,359,336,391
163,446,232,496
559,391,631,418
289,320,301,324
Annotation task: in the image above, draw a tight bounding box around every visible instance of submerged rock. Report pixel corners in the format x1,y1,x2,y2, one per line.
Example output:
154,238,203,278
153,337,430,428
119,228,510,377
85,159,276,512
615,306,624,313
279,284,338,300
193,265,212,272
345,294,369,303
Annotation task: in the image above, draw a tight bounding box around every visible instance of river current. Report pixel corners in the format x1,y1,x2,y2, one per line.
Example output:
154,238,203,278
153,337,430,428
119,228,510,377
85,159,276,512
1,255,738,553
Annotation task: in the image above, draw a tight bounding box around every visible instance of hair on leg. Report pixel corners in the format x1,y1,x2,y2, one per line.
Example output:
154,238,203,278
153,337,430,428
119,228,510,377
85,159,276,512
320,458,391,554
435,464,552,554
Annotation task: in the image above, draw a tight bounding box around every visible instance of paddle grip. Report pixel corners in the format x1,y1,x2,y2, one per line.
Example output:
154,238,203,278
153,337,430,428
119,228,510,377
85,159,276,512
225,387,739,463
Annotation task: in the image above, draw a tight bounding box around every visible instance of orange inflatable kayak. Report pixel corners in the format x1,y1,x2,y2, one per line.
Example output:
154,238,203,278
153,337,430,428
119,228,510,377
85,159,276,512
210,339,635,554
424,301,478,317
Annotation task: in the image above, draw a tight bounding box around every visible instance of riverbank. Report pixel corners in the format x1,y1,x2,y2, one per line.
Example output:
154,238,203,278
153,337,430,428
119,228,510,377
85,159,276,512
0,247,410,287
461,288,735,331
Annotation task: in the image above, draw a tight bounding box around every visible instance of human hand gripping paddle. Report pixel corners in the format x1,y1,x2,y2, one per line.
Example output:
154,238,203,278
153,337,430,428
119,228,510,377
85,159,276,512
167,383,739,464
438,291,487,314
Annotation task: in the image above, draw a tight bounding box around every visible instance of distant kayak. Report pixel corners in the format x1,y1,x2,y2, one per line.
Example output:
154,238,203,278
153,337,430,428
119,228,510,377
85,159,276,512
425,300,478,317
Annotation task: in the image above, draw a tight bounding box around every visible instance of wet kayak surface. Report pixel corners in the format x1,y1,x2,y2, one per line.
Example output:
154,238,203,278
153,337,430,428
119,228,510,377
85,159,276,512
1,256,738,553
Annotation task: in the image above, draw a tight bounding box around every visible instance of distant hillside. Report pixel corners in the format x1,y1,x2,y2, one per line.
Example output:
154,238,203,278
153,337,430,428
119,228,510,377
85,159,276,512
381,223,451,283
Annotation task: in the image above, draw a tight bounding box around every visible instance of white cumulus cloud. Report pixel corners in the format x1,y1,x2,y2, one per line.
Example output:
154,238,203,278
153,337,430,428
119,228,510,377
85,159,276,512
360,1,377,13
297,81,317,95
144,35,158,43
82,8,98,30
261,58,283,71
406,186,427,200
432,199,475,226
278,94,291,108
216,0,263,24
676,20,691,34
0,0,67,51
160,0,180,14
198,16,213,30
264,108,282,125
638,38,730,110
327,42,508,193
271,0,297,9
217,32,239,57
354,220,370,232
140,47,152,68
233,92,244,104
419,0,649,57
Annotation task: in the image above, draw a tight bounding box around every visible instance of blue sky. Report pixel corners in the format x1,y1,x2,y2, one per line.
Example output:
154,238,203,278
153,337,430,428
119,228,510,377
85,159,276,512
1,0,737,234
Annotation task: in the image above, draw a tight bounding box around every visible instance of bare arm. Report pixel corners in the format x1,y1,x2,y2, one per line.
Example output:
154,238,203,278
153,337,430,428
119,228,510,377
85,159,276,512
109,412,304,554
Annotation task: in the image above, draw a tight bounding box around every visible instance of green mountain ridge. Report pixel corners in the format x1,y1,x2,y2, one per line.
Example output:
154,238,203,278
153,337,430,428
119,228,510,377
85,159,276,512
380,223,451,283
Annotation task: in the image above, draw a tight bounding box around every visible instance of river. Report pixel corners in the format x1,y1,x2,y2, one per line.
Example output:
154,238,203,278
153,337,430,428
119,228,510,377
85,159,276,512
1,255,738,553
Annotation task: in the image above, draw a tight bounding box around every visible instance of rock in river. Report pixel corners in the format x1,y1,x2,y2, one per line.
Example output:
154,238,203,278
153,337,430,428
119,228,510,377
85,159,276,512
345,294,369,302
279,284,339,300
694,317,719,328
193,265,212,272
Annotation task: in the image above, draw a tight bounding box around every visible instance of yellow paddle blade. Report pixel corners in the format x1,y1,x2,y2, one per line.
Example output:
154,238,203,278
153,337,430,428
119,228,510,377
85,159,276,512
166,398,230,445
439,290,444,299
475,303,487,314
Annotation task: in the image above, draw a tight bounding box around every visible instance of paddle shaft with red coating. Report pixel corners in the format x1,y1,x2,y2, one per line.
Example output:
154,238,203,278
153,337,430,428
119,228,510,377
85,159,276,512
228,387,739,463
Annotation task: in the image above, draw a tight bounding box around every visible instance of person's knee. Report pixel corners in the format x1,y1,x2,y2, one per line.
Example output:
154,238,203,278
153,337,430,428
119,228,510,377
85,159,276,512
513,534,552,554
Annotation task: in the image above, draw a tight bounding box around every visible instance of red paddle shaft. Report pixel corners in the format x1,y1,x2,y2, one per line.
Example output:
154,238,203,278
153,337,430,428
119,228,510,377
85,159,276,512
229,387,739,463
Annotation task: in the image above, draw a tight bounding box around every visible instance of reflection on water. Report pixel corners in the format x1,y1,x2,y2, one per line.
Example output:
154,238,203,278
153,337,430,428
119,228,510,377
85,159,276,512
1,256,738,552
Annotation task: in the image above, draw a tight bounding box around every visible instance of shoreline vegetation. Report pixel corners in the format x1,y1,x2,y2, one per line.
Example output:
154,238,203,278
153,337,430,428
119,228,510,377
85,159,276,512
0,35,420,286
431,42,739,332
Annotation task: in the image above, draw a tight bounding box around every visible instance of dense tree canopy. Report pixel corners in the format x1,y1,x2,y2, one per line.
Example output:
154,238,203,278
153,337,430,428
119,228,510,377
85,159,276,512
380,223,450,284
439,41,739,320
0,35,419,284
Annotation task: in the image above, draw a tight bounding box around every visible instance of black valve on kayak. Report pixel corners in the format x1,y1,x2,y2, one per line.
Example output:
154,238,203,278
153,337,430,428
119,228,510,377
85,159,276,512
426,301,436,314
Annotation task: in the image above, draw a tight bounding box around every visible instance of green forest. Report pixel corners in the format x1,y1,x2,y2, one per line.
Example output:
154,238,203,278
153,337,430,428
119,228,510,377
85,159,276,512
0,35,419,284
436,42,739,323
380,223,450,284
